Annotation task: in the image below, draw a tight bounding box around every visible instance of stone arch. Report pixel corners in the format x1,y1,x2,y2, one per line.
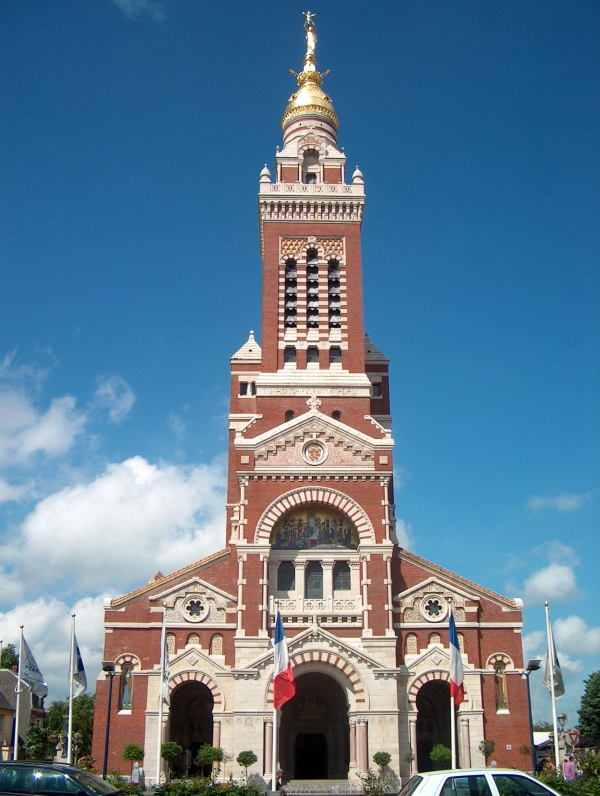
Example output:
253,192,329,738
408,670,468,708
114,653,141,671
254,487,375,544
486,652,514,670
169,670,224,711
265,649,368,709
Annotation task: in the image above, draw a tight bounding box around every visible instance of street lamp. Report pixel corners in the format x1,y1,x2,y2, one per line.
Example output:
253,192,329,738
101,661,117,779
523,658,542,773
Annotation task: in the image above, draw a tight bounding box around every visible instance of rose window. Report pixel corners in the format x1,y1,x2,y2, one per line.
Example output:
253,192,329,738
181,595,209,623
420,596,447,622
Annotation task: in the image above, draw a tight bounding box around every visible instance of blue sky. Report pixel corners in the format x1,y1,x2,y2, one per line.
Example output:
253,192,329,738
0,0,598,726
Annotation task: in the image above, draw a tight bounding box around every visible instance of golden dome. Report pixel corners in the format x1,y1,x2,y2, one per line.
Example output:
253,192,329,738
281,12,338,131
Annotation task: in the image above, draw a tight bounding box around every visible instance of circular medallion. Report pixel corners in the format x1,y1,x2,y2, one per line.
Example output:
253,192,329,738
420,595,447,623
182,595,209,623
302,440,328,466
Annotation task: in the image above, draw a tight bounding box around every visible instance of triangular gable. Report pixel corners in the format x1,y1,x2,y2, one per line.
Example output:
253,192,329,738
398,548,521,611
235,410,391,470
238,624,385,673
395,575,479,604
168,644,228,674
149,576,236,605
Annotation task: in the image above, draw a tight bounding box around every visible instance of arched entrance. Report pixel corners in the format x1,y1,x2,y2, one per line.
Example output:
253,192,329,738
169,681,214,776
416,680,451,772
279,672,349,780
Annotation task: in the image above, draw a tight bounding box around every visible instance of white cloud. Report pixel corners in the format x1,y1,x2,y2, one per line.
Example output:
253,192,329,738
554,615,600,656
0,390,87,466
527,492,588,512
0,477,29,503
0,594,107,701
112,0,165,21
395,518,415,549
523,563,579,604
1,456,226,599
94,375,135,424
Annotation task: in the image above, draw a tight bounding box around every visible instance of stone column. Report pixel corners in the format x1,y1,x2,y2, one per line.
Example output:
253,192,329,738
460,717,471,768
294,561,307,607
322,560,334,604
384,553,394,633
261,555,269,632
264,718,273,776
357,719,368,774
212,720,222,781
361,556,370,632
237,554,246,632
349,720,357,767
409,718,418,775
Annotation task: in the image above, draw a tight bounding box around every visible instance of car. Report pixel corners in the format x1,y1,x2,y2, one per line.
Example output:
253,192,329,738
0,761,125,796
398,769,562,796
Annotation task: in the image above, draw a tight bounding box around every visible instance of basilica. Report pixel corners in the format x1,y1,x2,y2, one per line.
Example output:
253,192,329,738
92,17,530,786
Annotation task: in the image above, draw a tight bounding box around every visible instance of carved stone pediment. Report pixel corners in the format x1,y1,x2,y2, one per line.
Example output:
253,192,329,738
151,577,236,624
395,577,477,623
247,413,377,469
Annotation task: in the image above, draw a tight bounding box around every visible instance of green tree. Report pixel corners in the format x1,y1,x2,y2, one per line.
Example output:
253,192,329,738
359,769,385,796
372,752,392,784
236,751,258,783
45,694,95,758
0,643,18,670
161,742,183,782
123,743,145,776
429,744,452,769
577,670,600,745
196,744,224,783
533,721,553,731
24,725,49,760
478,740,496,765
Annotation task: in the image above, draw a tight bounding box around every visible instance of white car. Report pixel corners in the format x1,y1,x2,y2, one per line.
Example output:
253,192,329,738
398,769,562,796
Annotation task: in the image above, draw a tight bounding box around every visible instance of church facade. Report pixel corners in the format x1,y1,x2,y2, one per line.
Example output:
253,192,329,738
92,18,530,785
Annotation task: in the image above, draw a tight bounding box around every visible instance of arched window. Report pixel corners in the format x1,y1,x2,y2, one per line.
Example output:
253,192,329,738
305,561,323,599
328,260,341,328
284,347,296,365
284,260,297,328
333,561,351,591
307,346,319,365
495,662,508,710
406,634,418,655
277,561,296,593
332,411,341,421
306,249,319,328
429,632,441,645
329,347,342,365
119,663,134,711
210,634,223,656
457,633,465,653
302,149,320,184
187,633,199,646
166,633,176,654
285,410,294,422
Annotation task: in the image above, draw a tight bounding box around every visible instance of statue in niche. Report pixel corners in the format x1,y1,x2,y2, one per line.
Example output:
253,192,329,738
119,664,133,710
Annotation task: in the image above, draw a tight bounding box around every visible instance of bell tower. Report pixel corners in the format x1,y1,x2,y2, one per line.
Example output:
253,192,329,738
227,11,397,659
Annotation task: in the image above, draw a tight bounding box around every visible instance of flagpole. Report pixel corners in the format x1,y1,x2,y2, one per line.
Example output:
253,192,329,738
13,626,24,761
156,608,166,785
545,601,561,773
67,614,76,764
271,706,278,792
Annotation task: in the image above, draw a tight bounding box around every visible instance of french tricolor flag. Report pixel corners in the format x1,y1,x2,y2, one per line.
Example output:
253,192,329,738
449,610,464,706
273,608,296,709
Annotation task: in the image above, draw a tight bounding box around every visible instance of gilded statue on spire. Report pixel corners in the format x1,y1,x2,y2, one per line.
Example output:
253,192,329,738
303,11,317,69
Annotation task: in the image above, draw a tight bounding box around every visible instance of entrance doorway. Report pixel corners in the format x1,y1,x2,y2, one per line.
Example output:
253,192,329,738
295,734,328,779
169,681,214,777
280,671,349,780
416,680,451,772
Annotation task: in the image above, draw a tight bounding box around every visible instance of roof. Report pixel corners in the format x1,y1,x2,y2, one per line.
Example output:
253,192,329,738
231,330,262,364
398,548,522,610
364,333,389,364
108,548,230,608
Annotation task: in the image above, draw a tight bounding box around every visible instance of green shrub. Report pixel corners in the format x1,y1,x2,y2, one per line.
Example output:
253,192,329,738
429,744,452,769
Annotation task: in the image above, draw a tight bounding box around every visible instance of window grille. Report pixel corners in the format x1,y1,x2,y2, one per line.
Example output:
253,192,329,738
328,260,341,327
277,561,296,592
333,561,351,591
284,260,297,327
305,561,323,599
306,249,319,328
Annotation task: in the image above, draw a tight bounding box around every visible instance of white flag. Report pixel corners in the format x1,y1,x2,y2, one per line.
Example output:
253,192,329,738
21,636,48,698
161,634,170,706
543,621,565,698
72,634,87,697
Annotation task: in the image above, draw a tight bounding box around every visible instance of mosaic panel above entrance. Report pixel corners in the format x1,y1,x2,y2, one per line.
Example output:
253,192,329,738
270,504,359,549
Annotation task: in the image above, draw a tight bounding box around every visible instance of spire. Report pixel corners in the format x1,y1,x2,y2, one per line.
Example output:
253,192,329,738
281,11,338,134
